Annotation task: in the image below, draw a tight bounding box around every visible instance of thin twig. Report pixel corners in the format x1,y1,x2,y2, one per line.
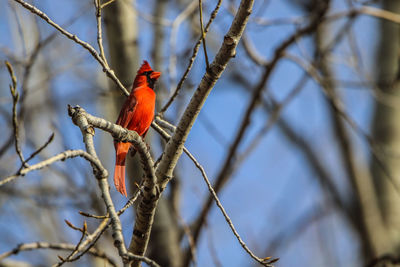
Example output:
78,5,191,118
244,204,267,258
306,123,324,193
235,74,308,168
64,220,87,234
60,218,111,264
184,142,278,265
199,0,210,69
159,0,223,114
12,0,129,96
56,221,88,266
252,5,400,26
101,0,117,9
5,60,27,167
80,187,142,219
94,0,108,67
168,0,198,90
189,2,330,262
0,242,116,266
18,132,54,172
151,120,277,265
285,52,400,193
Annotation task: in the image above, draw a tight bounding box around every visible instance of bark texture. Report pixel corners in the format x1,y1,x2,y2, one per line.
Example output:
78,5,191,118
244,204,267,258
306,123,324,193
371,0,400,257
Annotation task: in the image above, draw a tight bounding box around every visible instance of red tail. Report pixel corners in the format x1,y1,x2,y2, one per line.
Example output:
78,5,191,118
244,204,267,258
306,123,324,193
114,143,130,197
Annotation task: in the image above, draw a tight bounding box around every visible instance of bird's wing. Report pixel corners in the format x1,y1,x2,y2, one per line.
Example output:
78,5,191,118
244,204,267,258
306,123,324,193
116,93,137,129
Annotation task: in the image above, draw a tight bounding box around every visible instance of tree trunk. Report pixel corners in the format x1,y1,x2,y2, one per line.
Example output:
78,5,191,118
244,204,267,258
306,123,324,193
371,0,400,257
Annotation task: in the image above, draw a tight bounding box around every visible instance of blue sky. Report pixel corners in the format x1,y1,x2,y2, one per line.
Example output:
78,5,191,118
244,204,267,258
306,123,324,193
0,0,382,266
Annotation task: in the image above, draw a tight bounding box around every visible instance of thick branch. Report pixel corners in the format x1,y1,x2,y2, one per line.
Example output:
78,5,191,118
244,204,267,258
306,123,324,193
156,0,254,189
125,0,255,265
67,105,156,188
67,105,159,266
67,105,128,264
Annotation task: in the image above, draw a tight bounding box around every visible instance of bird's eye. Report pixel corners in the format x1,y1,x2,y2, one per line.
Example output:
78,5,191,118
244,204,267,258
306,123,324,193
142,71,153,77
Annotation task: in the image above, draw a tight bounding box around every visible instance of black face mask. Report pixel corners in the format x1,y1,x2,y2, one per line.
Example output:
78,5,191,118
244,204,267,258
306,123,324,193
142,71,156,89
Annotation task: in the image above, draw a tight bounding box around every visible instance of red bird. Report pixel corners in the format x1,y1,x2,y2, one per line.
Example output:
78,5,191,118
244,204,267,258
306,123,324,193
114,61,161,196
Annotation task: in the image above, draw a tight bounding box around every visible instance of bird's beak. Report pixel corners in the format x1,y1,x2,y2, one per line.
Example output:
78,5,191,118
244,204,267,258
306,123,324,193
150,71,161,79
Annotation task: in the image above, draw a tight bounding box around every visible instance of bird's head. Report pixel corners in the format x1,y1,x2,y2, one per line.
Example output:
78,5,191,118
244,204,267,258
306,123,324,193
133,60,161,89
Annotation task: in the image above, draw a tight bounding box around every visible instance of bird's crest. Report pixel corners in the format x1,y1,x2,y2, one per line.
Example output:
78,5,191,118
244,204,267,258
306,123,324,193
137,60,153,74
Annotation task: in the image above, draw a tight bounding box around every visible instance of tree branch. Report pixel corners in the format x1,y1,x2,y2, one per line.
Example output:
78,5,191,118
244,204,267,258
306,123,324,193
125,0,256,265
0,149,103,187
5,60,26,167
156,0,254,189
0,242,116,266
159,0,223,114
12,0,129,96
189,2,330,262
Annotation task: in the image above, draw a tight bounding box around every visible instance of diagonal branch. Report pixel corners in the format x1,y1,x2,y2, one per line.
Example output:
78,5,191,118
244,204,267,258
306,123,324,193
156,0,254,189
189,2,330,261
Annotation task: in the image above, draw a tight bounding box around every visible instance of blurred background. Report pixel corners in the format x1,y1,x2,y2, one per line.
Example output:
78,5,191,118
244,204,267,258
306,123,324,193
0,0,399,266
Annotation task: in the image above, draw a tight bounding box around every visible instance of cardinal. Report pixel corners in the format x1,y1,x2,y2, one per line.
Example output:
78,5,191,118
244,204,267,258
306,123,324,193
114,60,161,196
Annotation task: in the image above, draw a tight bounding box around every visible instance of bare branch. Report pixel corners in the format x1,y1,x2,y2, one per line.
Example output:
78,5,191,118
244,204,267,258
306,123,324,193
285,52,400,193
189,2,330,261
67,105,128,262
183,134,278,265
5,60,26,167
0,242,116,266
55,221,88,266
126,0,256,265
159,0,223,114
94,0,108,67
18,133,54,172
67,105,156,187
101,0,118,9
252,5,400,26
12,0,129,96
80,186,142,219
0,149,104,187
152,120,278,265
168,0,198,90
198,0,210,69
156,0,254,189
67,105,160,266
